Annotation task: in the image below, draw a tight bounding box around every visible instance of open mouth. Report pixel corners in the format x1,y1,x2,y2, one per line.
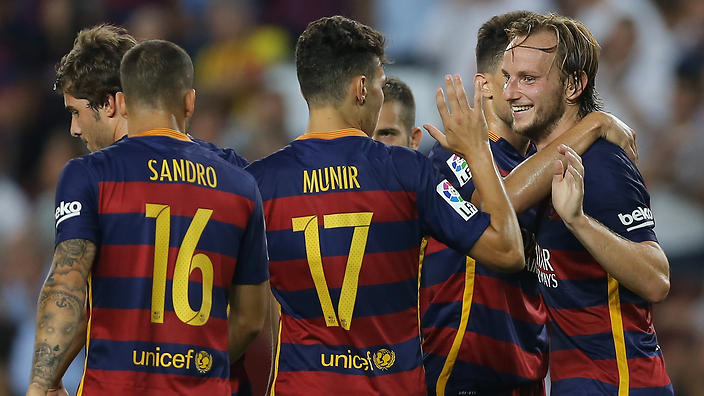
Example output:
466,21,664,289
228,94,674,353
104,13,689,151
512,105,533,113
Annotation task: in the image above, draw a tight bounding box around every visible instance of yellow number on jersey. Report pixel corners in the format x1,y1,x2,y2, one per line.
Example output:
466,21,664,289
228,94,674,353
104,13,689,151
146,203,214,326
292,212,373,330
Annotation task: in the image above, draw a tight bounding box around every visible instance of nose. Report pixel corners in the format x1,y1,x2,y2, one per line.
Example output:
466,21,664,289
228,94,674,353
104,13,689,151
70,117,81,137
503,76,520,102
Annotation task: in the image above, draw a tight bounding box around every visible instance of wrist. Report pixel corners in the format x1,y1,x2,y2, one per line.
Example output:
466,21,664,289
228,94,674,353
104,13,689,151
563,211,588,231
459,141,491,167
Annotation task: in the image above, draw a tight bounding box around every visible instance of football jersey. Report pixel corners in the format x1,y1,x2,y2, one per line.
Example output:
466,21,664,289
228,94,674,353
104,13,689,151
54,129,268,395
536,139,673,395
420,133,548,396
191,136,256,396
245,128,491,396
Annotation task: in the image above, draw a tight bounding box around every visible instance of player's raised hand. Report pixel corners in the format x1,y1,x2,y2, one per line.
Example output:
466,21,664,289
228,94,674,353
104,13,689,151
551,144,585,225
424,74,489,158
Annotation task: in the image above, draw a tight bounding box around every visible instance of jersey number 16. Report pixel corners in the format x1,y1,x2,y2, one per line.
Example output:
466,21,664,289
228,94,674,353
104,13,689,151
146,203,214,326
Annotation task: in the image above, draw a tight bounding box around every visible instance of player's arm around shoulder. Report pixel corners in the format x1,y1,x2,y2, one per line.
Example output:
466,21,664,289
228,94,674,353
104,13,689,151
425,74,524,272
551,145,670,303
27,238,97,396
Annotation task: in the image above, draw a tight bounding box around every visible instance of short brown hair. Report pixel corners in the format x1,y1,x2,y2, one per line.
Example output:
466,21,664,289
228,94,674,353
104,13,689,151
476,11,539,73
296,16,386,106
506,13,603,117
54,24,136,109
382,77,415,131
120,40,194,111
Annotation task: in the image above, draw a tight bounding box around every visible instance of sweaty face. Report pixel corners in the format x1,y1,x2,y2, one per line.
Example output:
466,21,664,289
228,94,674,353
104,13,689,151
372,101,411,148
359,63,386,136
501,30,566,144
64,93,114,152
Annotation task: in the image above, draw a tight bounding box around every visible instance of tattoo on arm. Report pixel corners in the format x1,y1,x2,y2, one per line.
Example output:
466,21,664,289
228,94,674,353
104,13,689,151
29,239,96,390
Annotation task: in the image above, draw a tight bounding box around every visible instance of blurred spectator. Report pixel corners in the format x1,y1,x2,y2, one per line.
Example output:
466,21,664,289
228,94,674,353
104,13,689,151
558,0,676,130
415,0,553,74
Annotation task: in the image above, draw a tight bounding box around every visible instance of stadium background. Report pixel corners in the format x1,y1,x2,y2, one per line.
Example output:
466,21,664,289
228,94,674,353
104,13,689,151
0,0,702,394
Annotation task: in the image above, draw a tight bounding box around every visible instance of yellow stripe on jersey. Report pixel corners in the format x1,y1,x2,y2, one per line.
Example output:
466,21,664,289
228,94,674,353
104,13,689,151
77,275,93,396
418,238,429,345
270,302,283,396
608,275,630,395
436,257,476,396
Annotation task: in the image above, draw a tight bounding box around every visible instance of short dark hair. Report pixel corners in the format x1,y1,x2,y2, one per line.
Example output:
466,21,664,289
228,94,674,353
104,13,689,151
382,77,415,131
120,40,194,111
54,24,137,109
295,15,386,106
476,11,538,73
506,13,603,117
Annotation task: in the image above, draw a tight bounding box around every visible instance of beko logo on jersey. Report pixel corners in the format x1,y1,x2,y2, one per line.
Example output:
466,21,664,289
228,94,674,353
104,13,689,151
55,201,82,227
436,179,478,221
618,207,654,231
446,154,472,186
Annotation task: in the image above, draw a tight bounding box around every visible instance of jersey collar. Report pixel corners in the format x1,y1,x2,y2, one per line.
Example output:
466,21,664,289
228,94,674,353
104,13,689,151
295,128,367,141
133,128,192,142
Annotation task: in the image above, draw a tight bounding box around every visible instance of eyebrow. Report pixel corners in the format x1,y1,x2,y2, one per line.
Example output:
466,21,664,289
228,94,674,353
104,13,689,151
65,106,76,112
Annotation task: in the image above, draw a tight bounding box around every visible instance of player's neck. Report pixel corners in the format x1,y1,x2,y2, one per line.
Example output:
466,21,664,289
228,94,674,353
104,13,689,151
307,105,366,135
487,116,531,156
112,114,128,142
534,107,581,151
127,111,187,137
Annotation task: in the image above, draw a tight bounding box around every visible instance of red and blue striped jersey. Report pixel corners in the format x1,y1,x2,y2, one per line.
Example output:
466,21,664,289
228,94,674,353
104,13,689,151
420,133,548,396
536,139,672,395
245,128,491,396
54,129,268,396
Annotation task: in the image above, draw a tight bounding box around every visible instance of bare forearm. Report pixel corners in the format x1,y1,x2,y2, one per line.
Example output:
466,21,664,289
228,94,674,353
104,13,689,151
31,286,85,390
29,239,95,392
228,282,269,362
565,215,670,302
503,116,601,213
229,325,260,363
52,312,87,387
460,145,524,271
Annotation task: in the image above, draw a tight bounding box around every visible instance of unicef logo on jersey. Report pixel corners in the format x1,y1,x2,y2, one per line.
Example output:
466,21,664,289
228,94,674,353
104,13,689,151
436,179,478,221
195,350,213,373
446,154,472,186
372,348,396,370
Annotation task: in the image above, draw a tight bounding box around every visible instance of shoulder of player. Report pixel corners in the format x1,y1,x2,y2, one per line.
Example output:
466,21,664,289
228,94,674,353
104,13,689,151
245,145,294,177
582,138,647,197
581,138,634,168
190,137,249,167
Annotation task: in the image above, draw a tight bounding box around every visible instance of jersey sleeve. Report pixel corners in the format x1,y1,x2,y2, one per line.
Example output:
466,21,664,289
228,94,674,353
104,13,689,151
583,143,657,243
395,149,490,255
232,179,269,284
428,142,477,199
54,159,100,246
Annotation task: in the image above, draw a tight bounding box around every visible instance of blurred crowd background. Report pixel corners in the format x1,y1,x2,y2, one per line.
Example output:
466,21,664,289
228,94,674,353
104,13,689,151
0,0,703,394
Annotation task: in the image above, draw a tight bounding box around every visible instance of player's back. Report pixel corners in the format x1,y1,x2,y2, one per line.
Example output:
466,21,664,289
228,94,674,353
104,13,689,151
536,139,672,395
56,129,265,395
246,129,490,396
